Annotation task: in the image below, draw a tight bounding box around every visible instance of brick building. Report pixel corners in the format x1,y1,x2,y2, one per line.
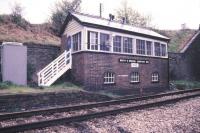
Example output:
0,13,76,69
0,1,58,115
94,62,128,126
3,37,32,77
58,12,170,92
169,29,200,81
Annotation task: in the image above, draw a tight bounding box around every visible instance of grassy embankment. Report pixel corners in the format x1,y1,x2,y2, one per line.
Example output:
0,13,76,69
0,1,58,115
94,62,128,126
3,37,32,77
0,81,82,94
171,80,200,90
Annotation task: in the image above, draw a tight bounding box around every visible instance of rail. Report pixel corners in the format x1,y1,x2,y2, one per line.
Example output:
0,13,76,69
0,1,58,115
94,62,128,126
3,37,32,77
0,89,199,133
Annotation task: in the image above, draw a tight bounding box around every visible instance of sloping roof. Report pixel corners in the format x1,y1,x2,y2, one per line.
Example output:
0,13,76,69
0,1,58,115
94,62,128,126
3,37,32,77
60,12,170,41
179,30,200,53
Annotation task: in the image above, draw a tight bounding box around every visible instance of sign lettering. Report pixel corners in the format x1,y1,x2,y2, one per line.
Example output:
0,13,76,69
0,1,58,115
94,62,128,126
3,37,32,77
119,58,149,64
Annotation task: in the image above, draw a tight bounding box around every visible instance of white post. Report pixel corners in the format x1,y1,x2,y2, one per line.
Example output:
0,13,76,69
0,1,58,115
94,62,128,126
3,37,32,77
69,49,72,68
38,73,41,86
152,42,155,56
121,37,123,53
133,39,136,55
110,34,114,52
166,43,168,58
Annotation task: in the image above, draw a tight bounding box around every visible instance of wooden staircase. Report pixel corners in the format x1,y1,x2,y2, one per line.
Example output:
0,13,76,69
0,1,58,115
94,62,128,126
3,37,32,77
37,50,72,86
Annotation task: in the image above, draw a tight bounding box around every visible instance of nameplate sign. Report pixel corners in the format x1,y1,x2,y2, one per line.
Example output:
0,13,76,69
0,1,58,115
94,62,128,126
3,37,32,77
131,63,139,68
118,75,128,77
119,58,149,64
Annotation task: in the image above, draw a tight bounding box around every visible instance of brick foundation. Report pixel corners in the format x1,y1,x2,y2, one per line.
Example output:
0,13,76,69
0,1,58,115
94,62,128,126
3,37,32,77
71,51,169,92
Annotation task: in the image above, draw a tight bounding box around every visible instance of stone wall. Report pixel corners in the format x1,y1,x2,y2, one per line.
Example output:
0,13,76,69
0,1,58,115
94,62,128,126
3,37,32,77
0,91,111,113
24,43,61,85
72,51,169,93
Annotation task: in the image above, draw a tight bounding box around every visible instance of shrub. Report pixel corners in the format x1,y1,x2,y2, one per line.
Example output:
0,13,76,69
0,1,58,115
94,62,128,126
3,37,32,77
0,81,13,89
0,15,4,23
171,80,200,90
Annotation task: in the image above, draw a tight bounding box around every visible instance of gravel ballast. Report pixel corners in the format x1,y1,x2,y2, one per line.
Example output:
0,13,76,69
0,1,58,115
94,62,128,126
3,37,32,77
1,91,198,128
29,97,200,133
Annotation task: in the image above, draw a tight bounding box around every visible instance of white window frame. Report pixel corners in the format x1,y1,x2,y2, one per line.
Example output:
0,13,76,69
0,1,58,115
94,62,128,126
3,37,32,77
136,39,146,55
130,72,140,83
89,31,98,50
152,72,159,82
104,72,115,84
83,28,168,58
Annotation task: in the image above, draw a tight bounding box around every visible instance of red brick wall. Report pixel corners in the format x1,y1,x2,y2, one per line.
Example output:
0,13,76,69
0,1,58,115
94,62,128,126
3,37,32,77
24,43,61,85
72,51,169,92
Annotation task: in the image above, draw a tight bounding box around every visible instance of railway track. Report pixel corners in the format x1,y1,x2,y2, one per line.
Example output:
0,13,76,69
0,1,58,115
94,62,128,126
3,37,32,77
0,89,200,133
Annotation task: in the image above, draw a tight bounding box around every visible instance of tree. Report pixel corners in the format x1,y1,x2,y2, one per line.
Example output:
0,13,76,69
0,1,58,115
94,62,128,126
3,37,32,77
11,2,23,25
116,0,151,28
51,0,81,35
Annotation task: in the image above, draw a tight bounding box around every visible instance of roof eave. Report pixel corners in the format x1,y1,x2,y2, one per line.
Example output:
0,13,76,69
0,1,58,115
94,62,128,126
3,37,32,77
82,22,170,42
60,13,170,42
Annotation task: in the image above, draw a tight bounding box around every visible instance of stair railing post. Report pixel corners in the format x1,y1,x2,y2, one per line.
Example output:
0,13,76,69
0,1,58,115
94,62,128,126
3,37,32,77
64,50,67,66
56,58,59,74
51,62,54,78
38,72,41,86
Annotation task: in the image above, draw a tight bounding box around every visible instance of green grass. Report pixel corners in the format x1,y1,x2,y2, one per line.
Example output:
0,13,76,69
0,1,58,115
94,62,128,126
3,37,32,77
0,81,83,94
97,90,121,99
45,82,83,92
171,80,200,90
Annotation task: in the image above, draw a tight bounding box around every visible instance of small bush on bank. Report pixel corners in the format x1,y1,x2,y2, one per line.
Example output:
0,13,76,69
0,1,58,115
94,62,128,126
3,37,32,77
0,81,14,89
49,82,82,90
0,82,9,89
171,80,200,90
0,15,4,23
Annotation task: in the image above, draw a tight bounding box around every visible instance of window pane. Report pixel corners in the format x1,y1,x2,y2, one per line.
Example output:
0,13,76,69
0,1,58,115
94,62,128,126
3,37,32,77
161,44,166,56
78,32,81,50
100,33,110,51
66,36,71,50
136,39,145,55
72,33,79,51
123,37,133,53
154,42,161,56
130,72,139,82
113,36,121,52
104,72,115,84
152,72,159,82
146,41,152,55
90,31,98,50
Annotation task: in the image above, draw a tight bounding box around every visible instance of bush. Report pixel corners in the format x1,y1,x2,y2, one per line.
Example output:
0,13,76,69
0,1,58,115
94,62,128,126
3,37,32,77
0,81,14,89
171,80,200,90
51,0,81,34
0,15,4,23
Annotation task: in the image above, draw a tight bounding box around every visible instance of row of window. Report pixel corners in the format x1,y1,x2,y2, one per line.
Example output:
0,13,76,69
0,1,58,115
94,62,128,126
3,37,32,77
104,72,159,84
67,31,167,57
88,31,167,57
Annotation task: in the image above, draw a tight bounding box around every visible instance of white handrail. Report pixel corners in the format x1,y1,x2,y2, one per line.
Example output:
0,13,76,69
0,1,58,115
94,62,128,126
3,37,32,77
37,50,72,86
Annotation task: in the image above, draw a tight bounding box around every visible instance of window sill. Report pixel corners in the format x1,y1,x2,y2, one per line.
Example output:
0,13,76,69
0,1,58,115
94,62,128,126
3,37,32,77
71,50,168,59
130,81,140,84
103,82,115,85
151,81,159,83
